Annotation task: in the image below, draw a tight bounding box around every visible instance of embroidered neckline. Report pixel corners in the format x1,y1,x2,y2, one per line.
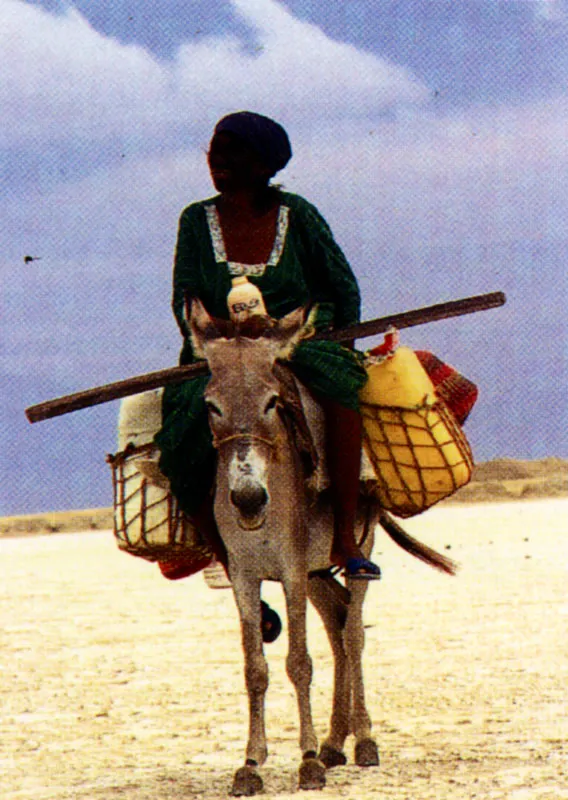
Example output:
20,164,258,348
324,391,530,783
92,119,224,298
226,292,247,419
205,204,289,277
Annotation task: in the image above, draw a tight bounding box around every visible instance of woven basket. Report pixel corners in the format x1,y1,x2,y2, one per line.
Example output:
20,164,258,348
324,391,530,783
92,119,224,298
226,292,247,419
360,398,474,518
107,443,213,564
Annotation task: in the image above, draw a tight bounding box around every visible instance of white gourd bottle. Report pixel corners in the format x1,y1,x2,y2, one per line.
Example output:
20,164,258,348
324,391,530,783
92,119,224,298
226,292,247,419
227,276,267,323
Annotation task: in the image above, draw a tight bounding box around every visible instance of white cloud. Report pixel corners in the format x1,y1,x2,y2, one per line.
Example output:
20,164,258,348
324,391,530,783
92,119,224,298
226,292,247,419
173,0,426,121
0,0,169,147
534,0,565,23
7,91,567,291
3,0,567,320
5,147,212,263
0,0,428,149
289,98,568,243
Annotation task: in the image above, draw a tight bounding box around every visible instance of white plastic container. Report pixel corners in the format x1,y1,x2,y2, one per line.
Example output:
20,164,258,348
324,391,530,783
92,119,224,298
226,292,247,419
227,276,267,323
109,390,210,564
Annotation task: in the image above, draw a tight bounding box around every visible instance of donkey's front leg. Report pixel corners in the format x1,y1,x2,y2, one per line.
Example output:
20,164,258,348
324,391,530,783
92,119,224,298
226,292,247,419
283,574,326,791
230,575,268,797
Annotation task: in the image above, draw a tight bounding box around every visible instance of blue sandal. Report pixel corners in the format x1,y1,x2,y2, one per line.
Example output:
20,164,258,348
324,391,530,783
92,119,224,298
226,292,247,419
344,557,382,581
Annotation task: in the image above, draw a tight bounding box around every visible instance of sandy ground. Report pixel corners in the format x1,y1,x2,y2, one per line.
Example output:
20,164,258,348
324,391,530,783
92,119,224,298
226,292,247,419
1,499,567,800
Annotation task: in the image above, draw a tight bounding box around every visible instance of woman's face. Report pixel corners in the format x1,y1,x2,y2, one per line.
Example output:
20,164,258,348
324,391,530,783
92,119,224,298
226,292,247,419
207,131,270,193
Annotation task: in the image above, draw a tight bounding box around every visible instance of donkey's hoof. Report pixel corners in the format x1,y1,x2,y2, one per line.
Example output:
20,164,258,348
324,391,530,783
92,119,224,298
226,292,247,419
299,757,326,790
354,737,380,767
318,743,347,769
230,765,263,796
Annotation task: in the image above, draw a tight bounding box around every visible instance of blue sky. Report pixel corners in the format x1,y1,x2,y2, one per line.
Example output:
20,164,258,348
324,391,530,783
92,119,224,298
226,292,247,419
1,0,567,514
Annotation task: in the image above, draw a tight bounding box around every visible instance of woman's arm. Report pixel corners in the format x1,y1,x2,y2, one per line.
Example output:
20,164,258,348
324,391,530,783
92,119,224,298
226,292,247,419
172,205,201,339
171,205,206,364
294,197,361,331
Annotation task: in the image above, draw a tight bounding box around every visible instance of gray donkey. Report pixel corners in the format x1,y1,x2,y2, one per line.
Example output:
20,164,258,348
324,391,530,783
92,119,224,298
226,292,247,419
188,299,456,796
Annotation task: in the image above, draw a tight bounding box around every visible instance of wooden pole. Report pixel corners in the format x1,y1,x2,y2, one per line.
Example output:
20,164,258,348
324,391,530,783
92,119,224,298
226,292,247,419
317,290,506,343
25,362,210,424
25,291,505,424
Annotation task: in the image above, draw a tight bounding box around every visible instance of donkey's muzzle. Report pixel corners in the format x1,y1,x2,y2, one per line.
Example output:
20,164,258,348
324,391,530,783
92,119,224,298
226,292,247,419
230,483,268,519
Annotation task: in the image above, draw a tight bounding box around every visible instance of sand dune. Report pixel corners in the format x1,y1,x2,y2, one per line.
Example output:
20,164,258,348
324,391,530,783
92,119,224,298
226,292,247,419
446,456,568,505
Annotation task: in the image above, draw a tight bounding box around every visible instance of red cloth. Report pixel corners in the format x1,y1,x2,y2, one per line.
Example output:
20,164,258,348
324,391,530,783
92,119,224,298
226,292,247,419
158,552,212,581
415,350,478,426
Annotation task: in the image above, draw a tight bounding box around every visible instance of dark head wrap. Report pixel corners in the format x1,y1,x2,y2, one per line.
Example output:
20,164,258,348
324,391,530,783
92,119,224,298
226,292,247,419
214,111,292,176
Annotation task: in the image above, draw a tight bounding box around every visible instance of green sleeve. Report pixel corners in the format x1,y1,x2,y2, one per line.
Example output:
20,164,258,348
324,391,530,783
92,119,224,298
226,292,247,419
172,204,202,340
293,196,361,330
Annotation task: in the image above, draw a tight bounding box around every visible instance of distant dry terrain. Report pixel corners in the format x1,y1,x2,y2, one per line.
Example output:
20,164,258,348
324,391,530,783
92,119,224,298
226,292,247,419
0,506,114,538
1,458,567,538
445,456,568,504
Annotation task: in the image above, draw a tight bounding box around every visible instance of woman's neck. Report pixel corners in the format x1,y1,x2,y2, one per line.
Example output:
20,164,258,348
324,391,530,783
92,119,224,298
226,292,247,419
214,185,281,264
218,185,278,217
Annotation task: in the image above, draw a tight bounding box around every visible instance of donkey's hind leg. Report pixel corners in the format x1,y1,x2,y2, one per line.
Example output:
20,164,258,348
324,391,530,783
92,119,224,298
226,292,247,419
345,578,380,767
307,573,350,768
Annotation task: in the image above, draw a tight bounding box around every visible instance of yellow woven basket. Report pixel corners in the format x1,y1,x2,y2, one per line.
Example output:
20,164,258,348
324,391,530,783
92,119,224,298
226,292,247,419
359,344,474,517
360,398,474,517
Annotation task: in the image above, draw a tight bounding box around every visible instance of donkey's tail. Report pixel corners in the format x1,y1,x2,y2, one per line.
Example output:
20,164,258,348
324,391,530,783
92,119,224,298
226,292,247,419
377,510,458,576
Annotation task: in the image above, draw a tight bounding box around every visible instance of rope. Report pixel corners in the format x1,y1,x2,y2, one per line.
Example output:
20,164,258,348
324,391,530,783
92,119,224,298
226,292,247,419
358,398,473,517
213,432,278,452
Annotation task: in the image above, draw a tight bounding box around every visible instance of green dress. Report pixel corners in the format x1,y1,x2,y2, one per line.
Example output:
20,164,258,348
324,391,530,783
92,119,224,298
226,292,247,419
155,190,368,515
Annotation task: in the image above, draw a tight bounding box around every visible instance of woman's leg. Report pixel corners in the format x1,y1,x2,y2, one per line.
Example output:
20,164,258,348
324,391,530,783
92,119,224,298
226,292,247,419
318,395,380,579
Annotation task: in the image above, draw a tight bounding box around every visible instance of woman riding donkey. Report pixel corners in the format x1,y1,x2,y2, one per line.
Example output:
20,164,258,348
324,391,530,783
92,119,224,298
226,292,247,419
154,111,381,610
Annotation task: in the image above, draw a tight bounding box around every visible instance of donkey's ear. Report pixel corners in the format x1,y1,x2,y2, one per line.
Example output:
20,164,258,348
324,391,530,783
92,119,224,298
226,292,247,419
188,298,222,358
272,305,317,360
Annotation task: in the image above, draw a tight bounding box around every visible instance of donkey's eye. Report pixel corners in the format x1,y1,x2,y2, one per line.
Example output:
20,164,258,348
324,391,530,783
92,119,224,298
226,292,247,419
264,395,279,414
205,400,223,417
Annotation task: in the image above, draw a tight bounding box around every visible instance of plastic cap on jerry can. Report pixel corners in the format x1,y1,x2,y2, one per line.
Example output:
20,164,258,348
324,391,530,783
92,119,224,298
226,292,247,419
227,276,267,323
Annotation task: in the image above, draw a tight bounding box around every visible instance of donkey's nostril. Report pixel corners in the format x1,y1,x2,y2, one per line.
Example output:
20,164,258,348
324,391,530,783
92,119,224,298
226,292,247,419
230,485,268,517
